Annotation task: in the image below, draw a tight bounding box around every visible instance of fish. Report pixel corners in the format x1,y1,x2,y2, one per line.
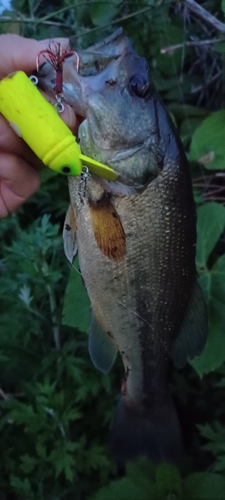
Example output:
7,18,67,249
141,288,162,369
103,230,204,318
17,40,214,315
38,29,208,463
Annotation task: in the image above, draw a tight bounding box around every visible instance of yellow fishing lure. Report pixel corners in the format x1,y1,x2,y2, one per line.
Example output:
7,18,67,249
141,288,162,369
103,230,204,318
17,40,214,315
0,71,117,181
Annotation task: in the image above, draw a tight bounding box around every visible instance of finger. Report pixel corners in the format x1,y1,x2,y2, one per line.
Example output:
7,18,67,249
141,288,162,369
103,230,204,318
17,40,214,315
0,35,70,78
0,152,40,217
0,114,43,170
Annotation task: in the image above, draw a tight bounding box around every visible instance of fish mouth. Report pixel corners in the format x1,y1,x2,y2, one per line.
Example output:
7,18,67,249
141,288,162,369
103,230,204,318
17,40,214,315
37,28,129,117
37,29,151,185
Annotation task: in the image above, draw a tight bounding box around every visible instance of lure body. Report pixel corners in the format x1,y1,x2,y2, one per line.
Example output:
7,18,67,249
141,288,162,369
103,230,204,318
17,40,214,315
0,71,117,180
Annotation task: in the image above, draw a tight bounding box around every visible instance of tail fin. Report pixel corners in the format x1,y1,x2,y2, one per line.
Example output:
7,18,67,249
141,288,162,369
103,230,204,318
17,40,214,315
110,396,183,464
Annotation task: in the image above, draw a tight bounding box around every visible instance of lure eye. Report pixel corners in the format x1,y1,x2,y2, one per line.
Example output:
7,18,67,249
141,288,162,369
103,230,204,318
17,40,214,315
128,74,151,99
61,166,71,174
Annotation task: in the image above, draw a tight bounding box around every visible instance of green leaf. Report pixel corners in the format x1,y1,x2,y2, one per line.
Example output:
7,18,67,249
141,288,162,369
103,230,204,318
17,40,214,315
198,421,225,460
85,444,110,471
189,110,225,169
191,303,225,376
210,254,225,303
20,454,38,474
213,41,225,53
199,421,224,442
154,24,186,77
196,202,225,267
62,257,90,332
91,474,156,500
49,441,77,482
222,0,225,15
36,442,47,460
91,457,156,500
155,461,182,499
90,0,120,26
10,475,34,498
192,255,225,375
215,456,225,472
184,472,225,499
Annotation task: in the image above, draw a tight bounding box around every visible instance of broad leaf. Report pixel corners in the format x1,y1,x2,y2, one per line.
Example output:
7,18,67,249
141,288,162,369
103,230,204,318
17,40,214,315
222,0,225,15
192,255,225,376
62,258,90,332
91,476,156,500
90,0,120,26
189,110,225,169
49,441,77,482
196,202,225,267
91,458,156,500
155,462,182,499
184,472,225,499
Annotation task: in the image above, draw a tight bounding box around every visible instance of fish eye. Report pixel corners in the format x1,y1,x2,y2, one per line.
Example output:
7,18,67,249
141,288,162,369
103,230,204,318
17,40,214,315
128,74,151,99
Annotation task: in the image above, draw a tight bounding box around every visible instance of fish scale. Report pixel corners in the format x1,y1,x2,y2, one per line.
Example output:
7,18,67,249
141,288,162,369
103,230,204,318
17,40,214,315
69,171,192,405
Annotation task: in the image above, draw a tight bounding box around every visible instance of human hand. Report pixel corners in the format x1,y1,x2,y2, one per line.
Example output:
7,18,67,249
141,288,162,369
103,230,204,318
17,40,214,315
0,34,78,218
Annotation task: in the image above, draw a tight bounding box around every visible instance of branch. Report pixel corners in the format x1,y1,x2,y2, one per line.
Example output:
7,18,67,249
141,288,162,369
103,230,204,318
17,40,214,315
183,0,225,34
0,16,67,26
0,388,9,400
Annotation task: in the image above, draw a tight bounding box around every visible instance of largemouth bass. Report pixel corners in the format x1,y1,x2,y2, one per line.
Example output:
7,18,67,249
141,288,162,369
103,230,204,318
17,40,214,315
39,29,208,463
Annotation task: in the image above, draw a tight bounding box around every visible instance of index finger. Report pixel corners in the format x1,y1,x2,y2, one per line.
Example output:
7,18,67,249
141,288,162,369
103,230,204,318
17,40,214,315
0,35,70,78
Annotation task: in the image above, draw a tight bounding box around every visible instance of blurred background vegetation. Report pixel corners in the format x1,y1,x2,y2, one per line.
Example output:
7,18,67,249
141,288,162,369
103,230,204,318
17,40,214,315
1,0,225,498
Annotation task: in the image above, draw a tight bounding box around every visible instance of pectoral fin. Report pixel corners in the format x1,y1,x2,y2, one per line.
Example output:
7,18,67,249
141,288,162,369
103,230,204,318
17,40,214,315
89,196,126,261
88,312,118,374
171,281,208,368
63,205,77,264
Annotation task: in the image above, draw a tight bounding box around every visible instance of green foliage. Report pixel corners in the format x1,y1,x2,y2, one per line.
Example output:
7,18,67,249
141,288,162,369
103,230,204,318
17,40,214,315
191,204,225,376
222,0,225,15
196,202,225,268
91,458,225,500
155,461,182,499
184,472,225,499
1,0,225,498
90,0,121,27
189,111,225,169
91,458,157,500
0,211,116,498
62,257,90,332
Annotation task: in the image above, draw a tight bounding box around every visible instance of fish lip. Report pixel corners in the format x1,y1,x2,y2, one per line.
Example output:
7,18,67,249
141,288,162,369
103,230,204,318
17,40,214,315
37,30,131,116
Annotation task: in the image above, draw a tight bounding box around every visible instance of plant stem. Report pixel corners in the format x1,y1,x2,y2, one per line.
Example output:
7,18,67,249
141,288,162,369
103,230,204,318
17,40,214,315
183,0,225,34
46,284,61,350
161,38,225,54
0,16,67,26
